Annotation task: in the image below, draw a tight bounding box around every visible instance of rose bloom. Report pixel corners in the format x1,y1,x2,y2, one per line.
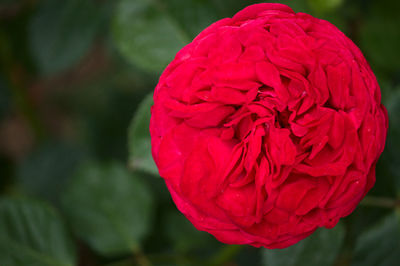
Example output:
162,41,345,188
150,3,388,248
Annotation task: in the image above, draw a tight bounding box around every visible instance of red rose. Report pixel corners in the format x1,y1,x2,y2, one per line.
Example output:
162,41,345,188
150,3,388,248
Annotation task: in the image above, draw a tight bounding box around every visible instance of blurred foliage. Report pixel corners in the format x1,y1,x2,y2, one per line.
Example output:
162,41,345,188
164,211,216,254
113,0,187,72
0,198,76,266
128,92,157,176
381,87,400,196
359,0,400,76
16,141,86,203
29,0,107,76
61,162,153,257
352,213,400,266
0,76,10,119
262,223,344,266
0,0,399,265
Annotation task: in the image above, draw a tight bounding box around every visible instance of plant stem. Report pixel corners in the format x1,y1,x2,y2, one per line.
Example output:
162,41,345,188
361,196,400,209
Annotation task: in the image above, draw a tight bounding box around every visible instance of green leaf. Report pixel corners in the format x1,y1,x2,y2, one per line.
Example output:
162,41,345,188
352,214,400,266
113,0,188,72
29,0,105,75
0,197,76,266
262,223,345,266
378,87,400,197
359,0,400,73
164,211,214,253
128,93,158,176
61,161,154,256
307,0,343,14
156,0,219,38
17,141,85,203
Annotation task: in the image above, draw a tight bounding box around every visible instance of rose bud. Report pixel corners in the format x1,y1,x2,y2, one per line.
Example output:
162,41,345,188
150,3,388,248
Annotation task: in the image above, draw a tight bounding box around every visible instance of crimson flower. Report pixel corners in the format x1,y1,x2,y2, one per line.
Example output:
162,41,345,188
150,3,387,248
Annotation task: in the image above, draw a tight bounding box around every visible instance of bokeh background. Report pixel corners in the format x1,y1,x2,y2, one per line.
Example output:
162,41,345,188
0,0,399,265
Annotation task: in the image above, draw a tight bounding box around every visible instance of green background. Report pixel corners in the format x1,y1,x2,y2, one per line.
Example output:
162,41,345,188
0,0,399,265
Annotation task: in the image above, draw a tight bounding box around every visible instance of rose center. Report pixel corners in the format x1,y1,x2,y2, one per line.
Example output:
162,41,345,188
276,109,291,129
